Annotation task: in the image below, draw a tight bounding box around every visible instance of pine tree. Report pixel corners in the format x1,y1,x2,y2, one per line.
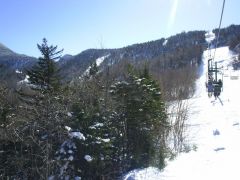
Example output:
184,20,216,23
10,39,69,179
110,67,169,171
89,61,98,76
67,81,116,179
26,38,63,92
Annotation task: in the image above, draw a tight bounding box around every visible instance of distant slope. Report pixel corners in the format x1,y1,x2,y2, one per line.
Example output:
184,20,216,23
59,25,240,81
0,43,37,86
0,43,17,56
1,24,240,84
59,30,207,81
213,24,240,48
0,43,36,69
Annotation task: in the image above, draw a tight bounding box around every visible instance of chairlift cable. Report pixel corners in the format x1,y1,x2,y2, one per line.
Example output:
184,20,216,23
206,0,226,97
212,0,226,62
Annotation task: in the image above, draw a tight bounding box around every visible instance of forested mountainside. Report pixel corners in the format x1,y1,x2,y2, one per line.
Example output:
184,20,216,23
213,24,240,48
0,43,36,85
58,25,240,80
1,24,240,85
58,30,206,81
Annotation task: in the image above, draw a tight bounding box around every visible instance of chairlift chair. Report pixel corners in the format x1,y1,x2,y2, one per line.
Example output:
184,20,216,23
206,58,223,97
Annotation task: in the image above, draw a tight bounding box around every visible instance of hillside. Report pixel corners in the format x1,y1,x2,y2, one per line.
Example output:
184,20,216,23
0,43,17,57
1,24,240,85
58,30,206,81
59,25,240,81
0,43,36,85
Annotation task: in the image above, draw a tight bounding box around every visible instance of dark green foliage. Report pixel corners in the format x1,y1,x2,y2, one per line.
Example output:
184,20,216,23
65,79,118,179
70,110,116,179
110,67,169,171
26,38,63,92
89,61,98,76
60,66,169,179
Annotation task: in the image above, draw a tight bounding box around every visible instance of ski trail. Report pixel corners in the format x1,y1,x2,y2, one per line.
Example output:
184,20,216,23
124,46,240,180
158,46,240,180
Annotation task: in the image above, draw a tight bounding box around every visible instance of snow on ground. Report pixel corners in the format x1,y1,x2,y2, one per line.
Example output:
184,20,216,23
163,39,168,46
81,54,110,78
124,46,240,180
84,155,93,162
69,131,86,140
15,69,22,74
17,75,30,85
205,31,215,43
96,54,109,66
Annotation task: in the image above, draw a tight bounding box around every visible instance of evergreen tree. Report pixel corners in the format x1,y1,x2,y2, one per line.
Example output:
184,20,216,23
9,39,69,179
110,67,169,171
89,61,98,76
26,38,63,92
66,80,117,179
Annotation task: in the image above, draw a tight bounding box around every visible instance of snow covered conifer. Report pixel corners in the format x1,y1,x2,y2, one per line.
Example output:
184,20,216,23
110,67,169,171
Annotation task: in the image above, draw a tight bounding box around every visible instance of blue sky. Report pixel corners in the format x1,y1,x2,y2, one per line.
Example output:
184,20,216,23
0,0,239,57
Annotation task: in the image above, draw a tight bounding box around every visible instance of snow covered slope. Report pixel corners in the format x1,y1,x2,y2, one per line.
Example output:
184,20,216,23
124,46,240,180
80,54,110,78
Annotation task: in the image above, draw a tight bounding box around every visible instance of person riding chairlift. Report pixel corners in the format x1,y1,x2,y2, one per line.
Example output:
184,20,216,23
208,81,214,92
213,83,221,99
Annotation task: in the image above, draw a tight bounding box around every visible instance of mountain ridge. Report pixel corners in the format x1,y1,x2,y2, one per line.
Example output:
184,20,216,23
1,24,240,84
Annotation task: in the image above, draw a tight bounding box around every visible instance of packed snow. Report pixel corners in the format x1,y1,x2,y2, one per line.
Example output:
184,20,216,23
65,126,72,131
15,69,22,74
67,112,73,117
89,122,104,129
17,75,30,85
124,46,240,180
84,155,93,162
205,31,215,43
163,39,168,46
69,131,86,140
96,54,110,66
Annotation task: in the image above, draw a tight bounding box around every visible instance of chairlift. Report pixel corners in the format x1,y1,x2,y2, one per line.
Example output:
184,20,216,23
204,0,226,98
205,58,223,98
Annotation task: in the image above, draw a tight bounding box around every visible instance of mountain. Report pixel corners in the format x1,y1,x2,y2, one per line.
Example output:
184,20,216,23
1,24,240,84
58,25,240,81
0,43,36,68
58,30,207,81
213,24,240,48
0,43,37,86
0,43,16,56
